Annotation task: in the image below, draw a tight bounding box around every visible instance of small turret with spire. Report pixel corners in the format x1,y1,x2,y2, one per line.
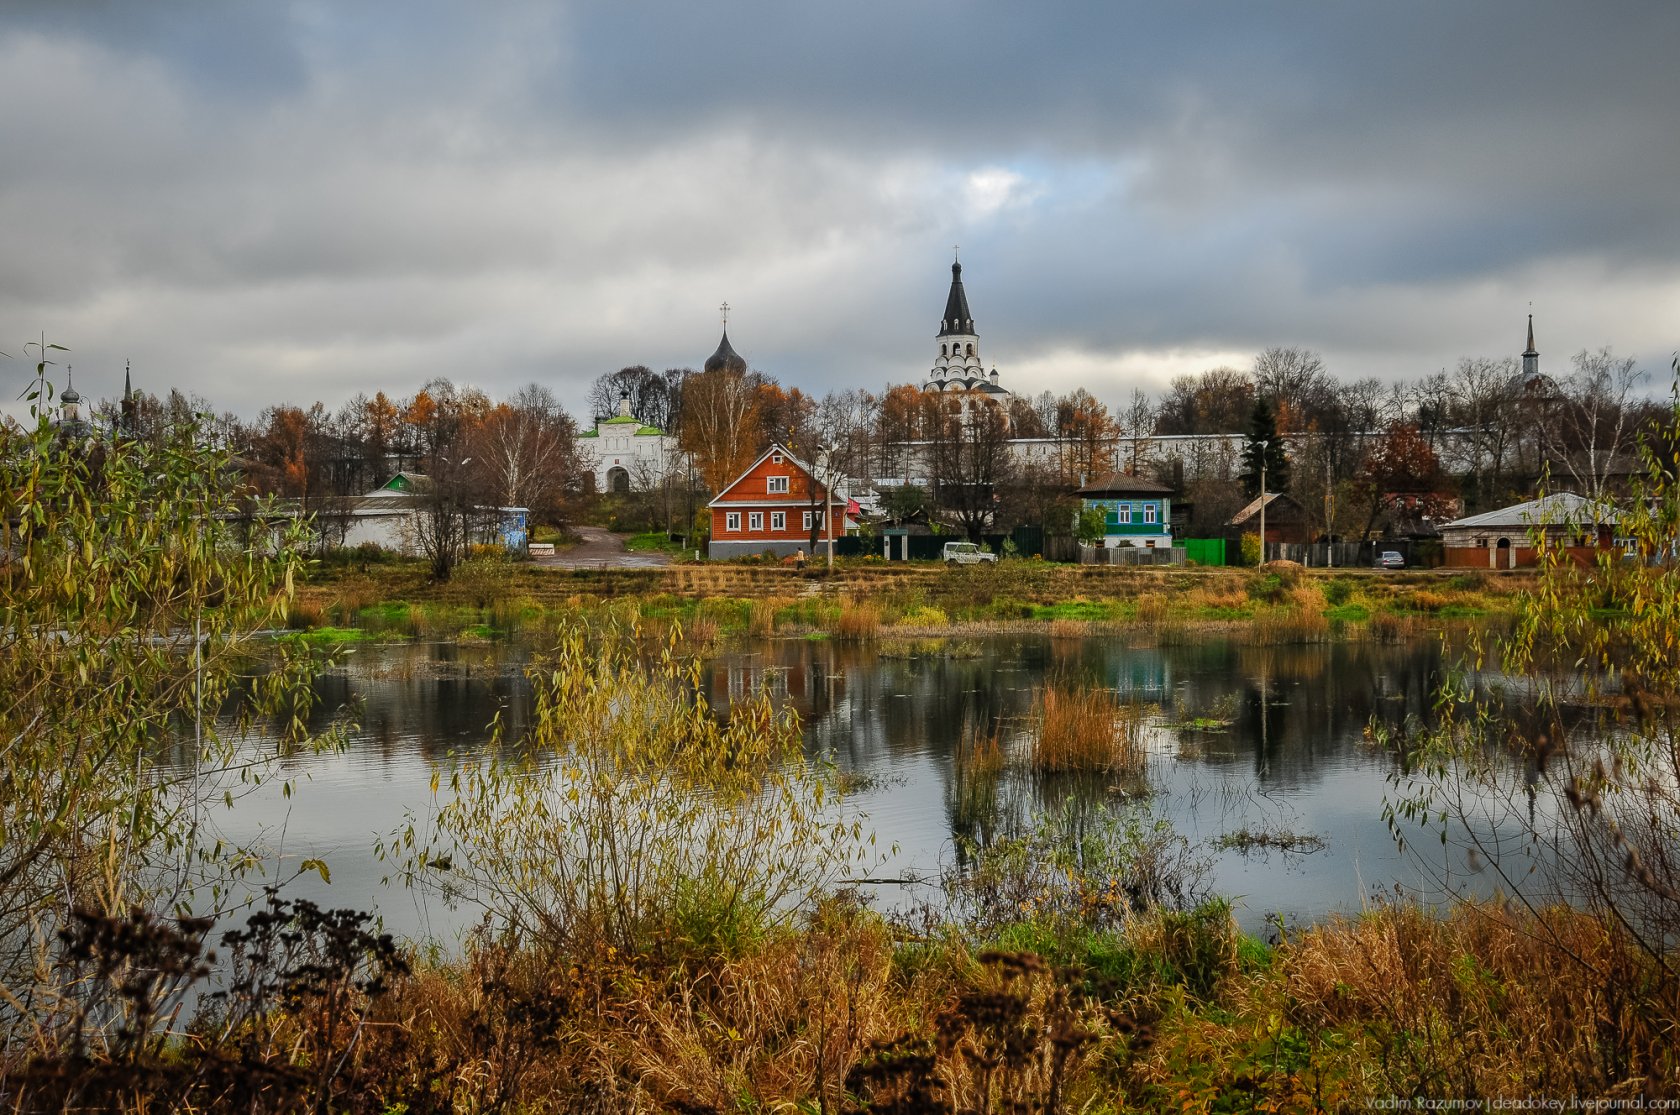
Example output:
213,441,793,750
57,365,89,438
1522,313,1539,382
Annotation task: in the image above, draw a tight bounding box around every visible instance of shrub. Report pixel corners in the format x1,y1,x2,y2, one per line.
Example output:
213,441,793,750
407,621,870,956
1324,578,1353,606
454,551,516,608
1239,532,1262,566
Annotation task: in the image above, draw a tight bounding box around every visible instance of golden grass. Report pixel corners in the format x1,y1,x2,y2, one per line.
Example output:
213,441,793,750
835,598,882,641
1133,592,1170,625
285,597,325,630
747,598,779,637
1186,580,1250,613
1031,684,1146,775
1251,605,1330,645
1278,902,1680,1097
1047,618,1088,640
955,715,1007,780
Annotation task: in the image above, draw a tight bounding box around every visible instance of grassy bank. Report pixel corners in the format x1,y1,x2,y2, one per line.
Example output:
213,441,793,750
292,554,1529,645
24,890,1674,1111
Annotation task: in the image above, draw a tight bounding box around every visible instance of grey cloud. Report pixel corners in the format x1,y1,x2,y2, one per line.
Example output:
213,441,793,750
2,0,1677,420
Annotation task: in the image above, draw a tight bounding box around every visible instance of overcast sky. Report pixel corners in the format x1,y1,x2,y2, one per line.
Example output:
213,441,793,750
3,1,1676,422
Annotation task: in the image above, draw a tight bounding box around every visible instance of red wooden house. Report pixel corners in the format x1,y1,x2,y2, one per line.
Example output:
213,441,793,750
707,443,848,559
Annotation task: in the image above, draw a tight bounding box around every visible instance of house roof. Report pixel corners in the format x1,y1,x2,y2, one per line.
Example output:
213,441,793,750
707,442,845,507
377,471,432,494
1439,492,1608,532
1077,471,1173,497
1225,491,1305,527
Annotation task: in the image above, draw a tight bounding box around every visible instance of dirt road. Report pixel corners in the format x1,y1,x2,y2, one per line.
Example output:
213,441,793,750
536,526,674,569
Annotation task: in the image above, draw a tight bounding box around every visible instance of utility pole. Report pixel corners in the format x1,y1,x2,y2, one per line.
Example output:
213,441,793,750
821,445,836,572
1325,449,1334,568
1258,439,1268,566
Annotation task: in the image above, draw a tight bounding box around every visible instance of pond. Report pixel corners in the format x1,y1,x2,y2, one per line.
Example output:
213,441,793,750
194,633,1506,942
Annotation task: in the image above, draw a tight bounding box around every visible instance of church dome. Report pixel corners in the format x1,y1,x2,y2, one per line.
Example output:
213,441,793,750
704,330,748,375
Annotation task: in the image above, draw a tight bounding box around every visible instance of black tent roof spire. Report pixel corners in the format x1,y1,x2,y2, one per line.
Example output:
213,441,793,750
939,254,975,337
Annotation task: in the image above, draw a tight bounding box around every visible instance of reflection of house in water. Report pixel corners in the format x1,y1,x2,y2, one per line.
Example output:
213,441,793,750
1108,649,1172,703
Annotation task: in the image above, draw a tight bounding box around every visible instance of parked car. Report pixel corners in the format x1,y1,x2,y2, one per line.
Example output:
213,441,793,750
1376,551,1405,570
942,541,998,566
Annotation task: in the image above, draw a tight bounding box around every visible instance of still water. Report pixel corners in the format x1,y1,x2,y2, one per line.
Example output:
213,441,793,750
200,634,1476,941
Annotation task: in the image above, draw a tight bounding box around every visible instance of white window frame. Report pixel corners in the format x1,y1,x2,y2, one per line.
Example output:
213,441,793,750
803,511,814,530
771,453,784,464
1116,502,1131,522
749,512,764,531
1143,503,1158,524
771,511,786,530
767,475,790,494
725,512,741,532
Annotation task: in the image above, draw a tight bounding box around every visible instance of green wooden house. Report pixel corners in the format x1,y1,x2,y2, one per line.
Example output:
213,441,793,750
1077,472,1175,549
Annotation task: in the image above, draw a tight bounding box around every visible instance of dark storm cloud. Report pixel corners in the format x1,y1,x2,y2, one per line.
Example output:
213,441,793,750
1,1,1675,417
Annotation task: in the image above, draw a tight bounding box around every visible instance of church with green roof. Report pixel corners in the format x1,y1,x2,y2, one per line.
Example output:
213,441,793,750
578,390,677,493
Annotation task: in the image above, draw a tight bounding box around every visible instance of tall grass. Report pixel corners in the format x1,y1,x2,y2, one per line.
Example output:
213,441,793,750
748,598,778,637
835,598,882,641
1047,617,1087,640
1251,605,1330,645
1133,592,1170,626
1031,684,1146,776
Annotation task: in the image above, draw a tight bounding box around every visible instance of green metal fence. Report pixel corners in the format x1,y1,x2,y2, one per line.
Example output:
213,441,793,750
1184,538,1227,567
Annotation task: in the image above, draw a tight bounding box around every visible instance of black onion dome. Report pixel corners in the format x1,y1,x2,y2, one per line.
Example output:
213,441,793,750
704,330,748,375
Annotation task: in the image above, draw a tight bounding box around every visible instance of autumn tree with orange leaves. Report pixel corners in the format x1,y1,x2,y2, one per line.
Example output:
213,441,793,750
678,366,768,492
1354,421,1457,540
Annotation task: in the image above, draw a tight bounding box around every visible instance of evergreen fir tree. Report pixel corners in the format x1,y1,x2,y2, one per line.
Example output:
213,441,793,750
1239,399,1289,498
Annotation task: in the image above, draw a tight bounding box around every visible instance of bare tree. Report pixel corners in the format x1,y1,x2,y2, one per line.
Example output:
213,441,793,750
1557,347,1644,504
1446,356,1520,508
1155,366,1254,434
467,384,582,525
1252,346,1333,433
587,365,681,431
1116,388,1156,473
926,393,1014,541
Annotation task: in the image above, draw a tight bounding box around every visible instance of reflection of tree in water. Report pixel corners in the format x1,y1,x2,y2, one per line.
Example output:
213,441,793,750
213,643,534,772
1174,641,1448,787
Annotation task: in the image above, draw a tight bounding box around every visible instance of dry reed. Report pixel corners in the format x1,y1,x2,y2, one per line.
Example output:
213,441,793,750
1133,593,1170,625
1031,684,1146,775
1047,618,1088,640
748,598,778,637
836,598,882,641
1251,605,1330,645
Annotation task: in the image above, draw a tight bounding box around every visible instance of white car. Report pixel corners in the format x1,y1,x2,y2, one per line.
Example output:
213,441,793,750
942,541,998,566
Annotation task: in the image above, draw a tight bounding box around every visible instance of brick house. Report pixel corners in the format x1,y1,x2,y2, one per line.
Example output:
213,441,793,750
707,443,848,559
1438,492,1617,569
